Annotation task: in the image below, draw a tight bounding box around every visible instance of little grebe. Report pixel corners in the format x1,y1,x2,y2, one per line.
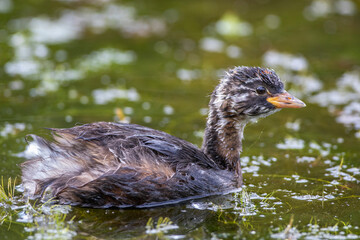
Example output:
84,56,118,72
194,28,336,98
21,66,305,208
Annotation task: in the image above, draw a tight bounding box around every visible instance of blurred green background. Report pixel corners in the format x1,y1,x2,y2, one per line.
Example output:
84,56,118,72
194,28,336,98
1,0,360,239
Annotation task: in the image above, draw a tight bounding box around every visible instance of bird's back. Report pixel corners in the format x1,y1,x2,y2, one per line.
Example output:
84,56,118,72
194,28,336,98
21,122,236,208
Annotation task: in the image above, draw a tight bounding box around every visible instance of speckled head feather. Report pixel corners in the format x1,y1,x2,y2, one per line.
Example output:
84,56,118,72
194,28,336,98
225,66,284,94
210,66,285,120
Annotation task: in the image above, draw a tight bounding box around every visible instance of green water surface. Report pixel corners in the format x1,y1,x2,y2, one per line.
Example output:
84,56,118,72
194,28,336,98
1,0,360,239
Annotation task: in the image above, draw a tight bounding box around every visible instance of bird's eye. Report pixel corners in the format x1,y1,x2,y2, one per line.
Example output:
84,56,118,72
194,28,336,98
256,86,267,95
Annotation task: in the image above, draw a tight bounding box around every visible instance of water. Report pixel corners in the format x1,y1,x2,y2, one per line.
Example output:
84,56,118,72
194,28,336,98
1,0,360,239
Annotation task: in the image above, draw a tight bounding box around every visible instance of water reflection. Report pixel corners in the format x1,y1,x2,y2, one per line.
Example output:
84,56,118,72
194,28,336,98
70,195,232,239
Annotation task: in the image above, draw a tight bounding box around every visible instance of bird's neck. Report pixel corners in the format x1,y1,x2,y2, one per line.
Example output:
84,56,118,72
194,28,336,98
201,104,247,185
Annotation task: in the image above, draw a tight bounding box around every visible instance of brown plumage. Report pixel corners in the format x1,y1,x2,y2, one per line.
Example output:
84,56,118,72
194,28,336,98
21,66,305,208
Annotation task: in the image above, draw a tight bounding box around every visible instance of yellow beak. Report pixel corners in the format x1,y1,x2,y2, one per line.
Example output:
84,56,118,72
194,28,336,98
267,92,306,109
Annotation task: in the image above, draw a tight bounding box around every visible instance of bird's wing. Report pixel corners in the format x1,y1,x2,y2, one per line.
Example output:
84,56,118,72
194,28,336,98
21,122,217,199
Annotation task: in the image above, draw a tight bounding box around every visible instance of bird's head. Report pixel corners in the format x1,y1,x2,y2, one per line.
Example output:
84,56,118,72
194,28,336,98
212,66,305,121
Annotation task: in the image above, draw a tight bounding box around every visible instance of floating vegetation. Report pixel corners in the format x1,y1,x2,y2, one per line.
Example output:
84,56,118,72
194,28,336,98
309,70,360,138
5,36,136,96
0,177,18,231
285,119,301,132
0,177,76,239
176,68,202,81
325,158,360,182
21,204,76,240
0,123,26,139
263,50,309,72
78,48,137,72
19,4,167,44
234,189,257,216
304,0,357,21
0,177,17,204
215,12,253,37
4,2,162,97
276,137,305,150
272,216,360,239
270,215,300,240
296,156,316,163
0,0,12,13
199,37,243,60
337,102,360,139
92,87,140,105
262,50,323,98
145,217,178,237
200,37,225,53
311,70,360,107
